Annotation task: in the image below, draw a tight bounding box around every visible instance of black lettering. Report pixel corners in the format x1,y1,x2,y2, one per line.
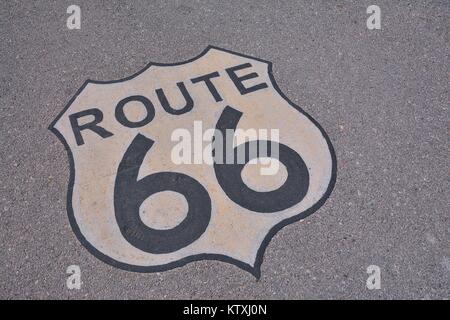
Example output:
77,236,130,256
114,134,211,254
115,95,155,128
69,108,113,146
226,63,268,95
156,82,193,115
191,71,223,102
213,106,309,212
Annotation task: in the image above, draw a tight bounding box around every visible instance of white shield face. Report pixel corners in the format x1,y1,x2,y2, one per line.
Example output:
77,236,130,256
49,46,336,277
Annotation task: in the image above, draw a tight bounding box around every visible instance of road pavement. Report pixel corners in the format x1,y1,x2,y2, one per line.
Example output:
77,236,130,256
0,0,448,299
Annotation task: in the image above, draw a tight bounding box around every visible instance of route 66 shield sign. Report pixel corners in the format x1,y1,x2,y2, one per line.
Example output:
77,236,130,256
49,46,336,277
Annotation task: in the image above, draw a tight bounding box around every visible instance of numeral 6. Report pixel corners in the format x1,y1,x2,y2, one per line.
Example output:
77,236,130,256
114,134,211,254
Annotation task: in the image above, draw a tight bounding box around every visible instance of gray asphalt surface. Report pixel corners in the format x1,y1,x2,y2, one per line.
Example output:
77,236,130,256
1,0,449,299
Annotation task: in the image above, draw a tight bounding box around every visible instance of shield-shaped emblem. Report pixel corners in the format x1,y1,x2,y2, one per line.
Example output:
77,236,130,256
49,46,336,277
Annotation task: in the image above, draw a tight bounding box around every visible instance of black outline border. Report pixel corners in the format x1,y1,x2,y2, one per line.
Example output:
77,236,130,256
48,46,337,279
